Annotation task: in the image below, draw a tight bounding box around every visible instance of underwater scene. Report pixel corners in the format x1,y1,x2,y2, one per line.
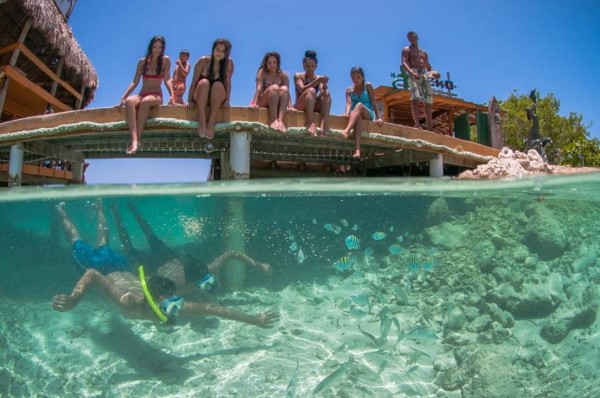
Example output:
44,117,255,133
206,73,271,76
1,175,599,398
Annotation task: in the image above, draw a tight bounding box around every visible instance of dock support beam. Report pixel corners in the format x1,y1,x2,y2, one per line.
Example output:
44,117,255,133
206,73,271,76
8,143,24,187
0,19,32,116
229,132,251,179
429,153,444,177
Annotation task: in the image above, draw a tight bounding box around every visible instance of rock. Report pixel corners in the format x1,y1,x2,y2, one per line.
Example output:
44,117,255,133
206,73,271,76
435,367,466,391
473,240,496,272
425,222,466,249
426,197,453,224
571,245,598,273
524,205,567,260
445,306,466,331
468,314,492,333
487,273,566,318
541,283,598,343
434,355,458,372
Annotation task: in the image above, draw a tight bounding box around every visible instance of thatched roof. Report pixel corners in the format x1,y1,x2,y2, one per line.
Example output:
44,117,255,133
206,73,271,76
0,0,98,108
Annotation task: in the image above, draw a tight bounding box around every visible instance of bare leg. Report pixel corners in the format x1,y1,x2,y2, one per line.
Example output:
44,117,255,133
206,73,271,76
318,89,332,136
128,95,161,154
425,103,433,131
207,250,272,276
124,96,141,153
410,100,422,129
55,202,80,244
353,117,363,158
94,199,108,247
303,88,317,136
277,86,290,133
125,202,175,260
341,103,365,138
207,81,226,139
194,79,210,138
110,203,136,256
265,85,280,130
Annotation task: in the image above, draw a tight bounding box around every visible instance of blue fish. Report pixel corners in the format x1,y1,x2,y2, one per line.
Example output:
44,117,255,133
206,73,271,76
407,259,420,272
340,219,349,227
372,232,387,241
333,256,353,272
333,225,342,235
351,223,359,231
422,259,435,271
388,243,402,255
324,223,334,231
396,235,404,243
289,242,298,251
345,235,361,250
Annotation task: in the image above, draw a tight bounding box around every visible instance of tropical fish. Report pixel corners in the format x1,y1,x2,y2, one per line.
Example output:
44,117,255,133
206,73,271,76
396,235,404,243
340,219,349,227
372,232,387,241
358,324,383,347
407,259,420,272
398,325,441,342
324,223,334,231
313,355,354,394
285,359,299,398
333,225,342,235
351,223,359,231
345,235,360,250
289,242,298,252
333,256,353,272
350,292,370,308
422,259,435,271
312,218,317,224
297,248,306,264
389,226,394,232
388,243,402,255
287,229,295,241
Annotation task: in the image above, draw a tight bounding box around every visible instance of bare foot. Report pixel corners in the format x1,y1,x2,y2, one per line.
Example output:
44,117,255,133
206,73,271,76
206,120,216,139
126,142,138,155
320,121,330,137
340,131,350,139
254,310,280,328
352,150,361,158
278,121,287,133
307,123,317,136
198,124,207,138
257,262,272,275
269,120,279,130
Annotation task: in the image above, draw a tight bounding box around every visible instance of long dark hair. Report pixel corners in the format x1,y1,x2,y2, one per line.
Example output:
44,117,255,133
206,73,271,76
144,35,166,75
259,51,281,75
208,38,232,83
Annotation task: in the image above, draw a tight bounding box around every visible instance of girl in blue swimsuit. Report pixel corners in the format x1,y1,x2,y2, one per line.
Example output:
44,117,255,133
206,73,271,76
341,67,383,158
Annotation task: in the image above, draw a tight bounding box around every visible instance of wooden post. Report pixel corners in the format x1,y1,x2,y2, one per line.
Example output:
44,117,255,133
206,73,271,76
75,84,86,110
447,110,454,137
0,19,32,115
488,96,504,149
47,57,64,112
8,143,24,187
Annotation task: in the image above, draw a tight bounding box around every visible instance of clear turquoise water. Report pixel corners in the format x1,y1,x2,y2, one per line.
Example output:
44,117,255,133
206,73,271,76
0,175,599,397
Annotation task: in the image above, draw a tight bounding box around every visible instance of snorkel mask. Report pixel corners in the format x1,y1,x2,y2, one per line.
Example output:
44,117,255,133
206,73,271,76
160,295,185,321
197,273,215,292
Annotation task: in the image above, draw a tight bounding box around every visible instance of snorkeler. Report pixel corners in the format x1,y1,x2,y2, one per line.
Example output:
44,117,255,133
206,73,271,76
52,201,279,328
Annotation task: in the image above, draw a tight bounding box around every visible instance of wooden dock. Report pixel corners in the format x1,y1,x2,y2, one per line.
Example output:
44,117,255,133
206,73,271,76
0,106,500,185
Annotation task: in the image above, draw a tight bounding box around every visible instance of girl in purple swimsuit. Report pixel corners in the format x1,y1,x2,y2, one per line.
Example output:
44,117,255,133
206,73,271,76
250,51,294,133
120,36,174,155
341,67,383,158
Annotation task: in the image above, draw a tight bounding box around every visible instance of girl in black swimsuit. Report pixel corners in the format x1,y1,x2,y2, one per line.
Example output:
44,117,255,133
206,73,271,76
188,39,234,139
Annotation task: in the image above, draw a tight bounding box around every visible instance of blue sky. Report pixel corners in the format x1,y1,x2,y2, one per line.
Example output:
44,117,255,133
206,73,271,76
69,0,600,183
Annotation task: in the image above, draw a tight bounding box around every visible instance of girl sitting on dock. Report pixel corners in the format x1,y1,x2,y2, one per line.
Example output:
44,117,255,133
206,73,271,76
250,51,293,133
188,38,234,139
120,35,174,155
293,50,332,137
341,67,382,158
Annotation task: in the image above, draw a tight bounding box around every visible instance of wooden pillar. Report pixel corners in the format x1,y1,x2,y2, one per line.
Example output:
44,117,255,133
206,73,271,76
383,99,389,123
230,132,251,179
447,110,454,137
8,144,24,187
220,150,231,180
75,85,86,110
71,161,83,184
47,58,64,113
0,19,32,115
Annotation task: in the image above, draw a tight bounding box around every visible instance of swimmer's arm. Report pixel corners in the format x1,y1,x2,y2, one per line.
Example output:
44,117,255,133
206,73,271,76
181,302,279,328
162,56,174,100
250,69,263,106
120,59,144,103
52,269,131,311
187,58,204,104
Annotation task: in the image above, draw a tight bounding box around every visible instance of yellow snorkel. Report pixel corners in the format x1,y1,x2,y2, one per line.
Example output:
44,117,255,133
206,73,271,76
138,265,168,323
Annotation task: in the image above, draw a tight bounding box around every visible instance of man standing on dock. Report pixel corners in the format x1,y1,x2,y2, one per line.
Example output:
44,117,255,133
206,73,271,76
401,31,439,131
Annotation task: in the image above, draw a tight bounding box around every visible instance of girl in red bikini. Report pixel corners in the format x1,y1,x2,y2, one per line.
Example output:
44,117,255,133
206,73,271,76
120,36,174,155
188,39,234,139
